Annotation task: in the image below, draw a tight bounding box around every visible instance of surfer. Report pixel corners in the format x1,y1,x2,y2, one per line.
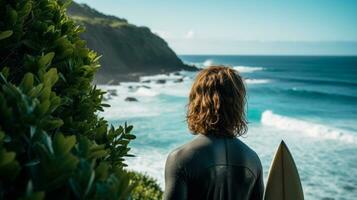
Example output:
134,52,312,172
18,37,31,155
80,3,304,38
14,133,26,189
164,66,264,200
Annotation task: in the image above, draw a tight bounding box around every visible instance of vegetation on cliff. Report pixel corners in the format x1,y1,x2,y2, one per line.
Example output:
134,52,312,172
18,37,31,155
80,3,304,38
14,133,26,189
67,2,197,83
129,171,163,200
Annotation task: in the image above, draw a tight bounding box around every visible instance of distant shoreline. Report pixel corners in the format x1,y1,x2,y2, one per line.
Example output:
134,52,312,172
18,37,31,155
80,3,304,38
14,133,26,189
94,67,198,85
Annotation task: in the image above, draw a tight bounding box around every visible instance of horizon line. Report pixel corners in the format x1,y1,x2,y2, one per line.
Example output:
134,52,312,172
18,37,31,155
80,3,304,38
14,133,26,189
178,54,357,57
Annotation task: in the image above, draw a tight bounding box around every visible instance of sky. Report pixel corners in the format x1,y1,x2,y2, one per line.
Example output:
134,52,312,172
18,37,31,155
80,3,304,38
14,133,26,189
75,0,357,55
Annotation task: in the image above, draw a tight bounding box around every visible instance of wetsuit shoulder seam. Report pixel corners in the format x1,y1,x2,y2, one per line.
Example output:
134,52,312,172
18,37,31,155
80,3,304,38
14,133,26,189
204,164,257,179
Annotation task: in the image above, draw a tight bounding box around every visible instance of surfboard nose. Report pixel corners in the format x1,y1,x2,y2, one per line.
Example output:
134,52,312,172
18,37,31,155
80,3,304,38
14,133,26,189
264,140,304,200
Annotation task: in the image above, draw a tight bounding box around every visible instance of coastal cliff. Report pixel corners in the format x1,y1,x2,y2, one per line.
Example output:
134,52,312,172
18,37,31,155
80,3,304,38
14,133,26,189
67,2,196,83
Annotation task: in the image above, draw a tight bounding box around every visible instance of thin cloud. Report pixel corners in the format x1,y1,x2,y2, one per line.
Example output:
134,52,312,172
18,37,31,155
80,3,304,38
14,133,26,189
184,30,195,39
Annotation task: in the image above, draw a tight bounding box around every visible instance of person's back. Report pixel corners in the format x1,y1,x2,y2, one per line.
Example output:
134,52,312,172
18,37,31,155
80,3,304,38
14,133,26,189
165,134,263,200
164,66,264,200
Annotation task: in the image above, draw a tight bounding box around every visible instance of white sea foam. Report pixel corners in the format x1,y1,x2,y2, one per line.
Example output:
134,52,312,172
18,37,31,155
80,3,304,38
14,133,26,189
99,72,272,120
100,100,160,120
261,110,357,144
186,59,215,68
233,66,264,73
245,79,271,84
135,87,159,97
203,59,214,67
126,148,167,187
140,73,183,82
97,84,162,119
97,73,192,119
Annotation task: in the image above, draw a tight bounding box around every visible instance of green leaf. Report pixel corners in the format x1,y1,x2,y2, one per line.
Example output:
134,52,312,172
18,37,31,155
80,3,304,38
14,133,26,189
125,125,134,133
101,103,110,107
20,73,34,93
43,68,58,87
28,84,44,98
18,1,32,18
60,0,73,8
59,49,73,59
38,52,55,69
0,30,13,40
0,149,21,181
58,72,67,83
7,6,18,25
39,86,51,101
90,144,105,151
89,149,108,159
30,126,37,138
49,96,61,112
0,151,16,165
95,162,109,181
84,170,95,197
25,160,40,167
53,133,76,155
36,100,50,116
123,134,136,140
117,126,124,134
1,67,10,79
43,119,64,130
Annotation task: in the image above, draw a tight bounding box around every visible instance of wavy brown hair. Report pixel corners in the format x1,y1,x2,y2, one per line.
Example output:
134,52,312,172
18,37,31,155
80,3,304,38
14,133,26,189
186,66,247,137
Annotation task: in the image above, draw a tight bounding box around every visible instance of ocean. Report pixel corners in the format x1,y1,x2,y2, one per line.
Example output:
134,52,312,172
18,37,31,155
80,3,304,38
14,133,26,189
99,55,357,200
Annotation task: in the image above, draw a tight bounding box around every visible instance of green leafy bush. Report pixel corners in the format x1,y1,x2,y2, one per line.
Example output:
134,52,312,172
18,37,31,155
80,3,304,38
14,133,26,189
129,171,163,200
0,0,137,199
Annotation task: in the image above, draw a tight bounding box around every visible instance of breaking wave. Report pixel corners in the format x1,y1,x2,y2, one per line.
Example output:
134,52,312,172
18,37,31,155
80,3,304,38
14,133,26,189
233,66,264,73
261,110,357,144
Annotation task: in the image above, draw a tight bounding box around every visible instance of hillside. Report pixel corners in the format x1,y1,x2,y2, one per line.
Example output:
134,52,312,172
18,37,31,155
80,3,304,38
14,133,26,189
67,2,196,83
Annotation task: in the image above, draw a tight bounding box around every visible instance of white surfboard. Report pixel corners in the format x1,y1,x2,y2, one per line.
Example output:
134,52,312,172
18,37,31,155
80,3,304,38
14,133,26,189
264,141,304,200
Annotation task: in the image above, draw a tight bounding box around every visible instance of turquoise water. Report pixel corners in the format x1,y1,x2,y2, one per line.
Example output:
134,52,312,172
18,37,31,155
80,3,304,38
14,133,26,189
100,56,357,200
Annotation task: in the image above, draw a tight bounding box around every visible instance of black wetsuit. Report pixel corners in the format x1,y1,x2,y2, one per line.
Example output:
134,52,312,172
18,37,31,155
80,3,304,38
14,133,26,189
164,134,264,200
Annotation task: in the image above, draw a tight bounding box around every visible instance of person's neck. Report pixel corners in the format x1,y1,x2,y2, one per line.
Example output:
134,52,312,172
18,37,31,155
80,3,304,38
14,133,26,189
204,131,235,138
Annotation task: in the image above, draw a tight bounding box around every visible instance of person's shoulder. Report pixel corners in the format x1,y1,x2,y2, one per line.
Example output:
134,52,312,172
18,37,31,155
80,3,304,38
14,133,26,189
231,137,257,154
167,145,185,163
167,135,205,164
230,138,262,169
165,144,189,172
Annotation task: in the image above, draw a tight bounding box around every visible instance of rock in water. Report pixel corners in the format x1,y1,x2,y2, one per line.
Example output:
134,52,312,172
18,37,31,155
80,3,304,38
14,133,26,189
140,85,151,89
125,97,138,102
107,89,117,96
156,79,166,84
174,78,184,83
